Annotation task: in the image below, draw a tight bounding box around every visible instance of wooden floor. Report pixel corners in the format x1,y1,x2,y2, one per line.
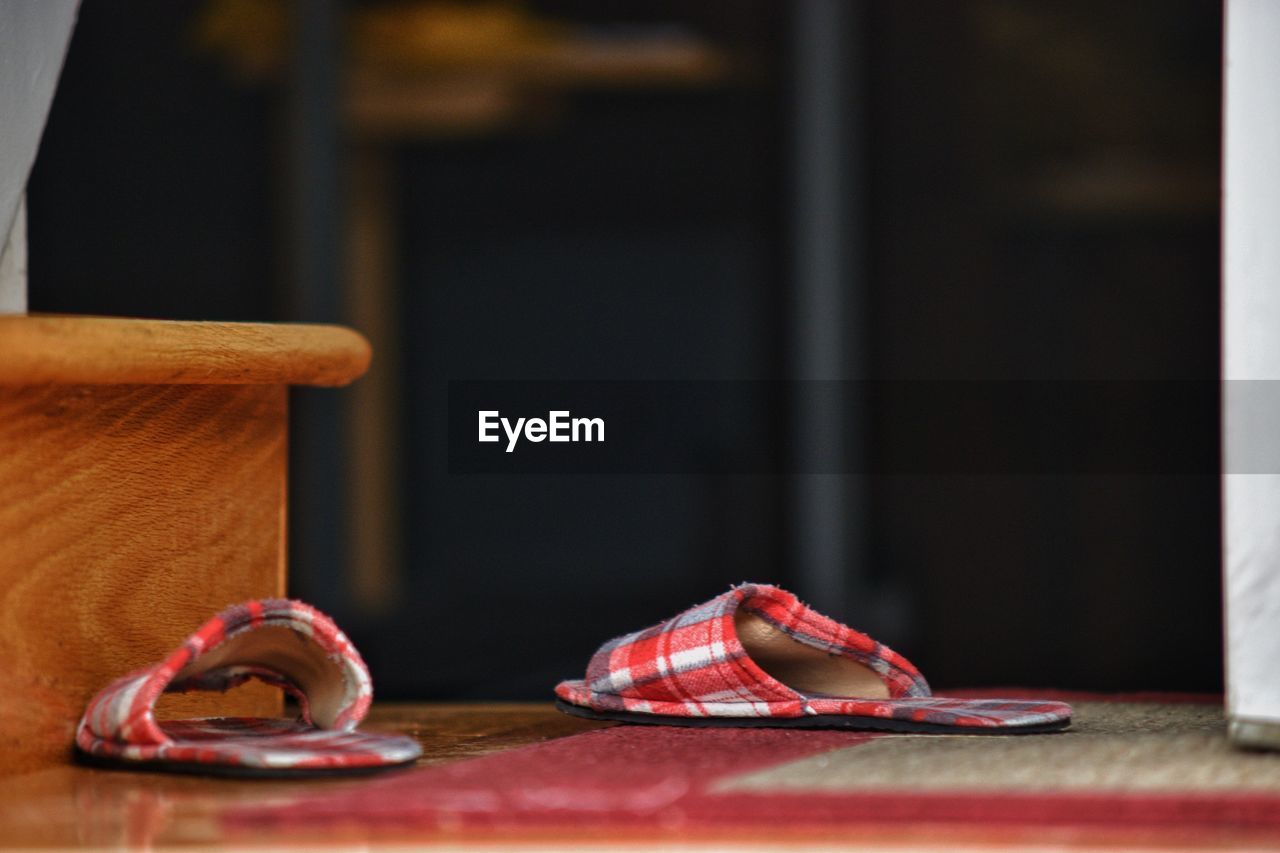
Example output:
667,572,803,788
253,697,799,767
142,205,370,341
0,703,613,849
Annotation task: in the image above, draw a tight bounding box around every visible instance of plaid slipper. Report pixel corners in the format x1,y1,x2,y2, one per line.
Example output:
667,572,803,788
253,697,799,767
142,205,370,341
75,599,422,777
555,583,1072,733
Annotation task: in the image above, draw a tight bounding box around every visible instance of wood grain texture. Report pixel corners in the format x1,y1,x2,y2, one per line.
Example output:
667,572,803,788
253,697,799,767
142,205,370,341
0,384,288,774
0,315,371,386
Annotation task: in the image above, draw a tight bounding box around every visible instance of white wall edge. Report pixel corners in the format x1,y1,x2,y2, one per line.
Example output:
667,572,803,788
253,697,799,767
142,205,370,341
1223,0,1280,725
0,195,27,314
0,0,80,315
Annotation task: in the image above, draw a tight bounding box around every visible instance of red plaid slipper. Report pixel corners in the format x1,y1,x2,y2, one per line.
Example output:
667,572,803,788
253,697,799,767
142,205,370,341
556,583,1072,733
75,599,421,776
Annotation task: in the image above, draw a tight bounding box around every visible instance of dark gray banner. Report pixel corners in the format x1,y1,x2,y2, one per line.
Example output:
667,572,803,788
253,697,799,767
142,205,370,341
447,380,1232,475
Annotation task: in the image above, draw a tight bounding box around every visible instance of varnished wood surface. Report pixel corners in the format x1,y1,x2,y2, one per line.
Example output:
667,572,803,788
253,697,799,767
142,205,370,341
0,315,371,386
0,703,613,849
0,384,288,773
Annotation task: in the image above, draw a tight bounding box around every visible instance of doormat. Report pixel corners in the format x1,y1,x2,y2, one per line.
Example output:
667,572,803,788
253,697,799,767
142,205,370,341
225,693,1280,847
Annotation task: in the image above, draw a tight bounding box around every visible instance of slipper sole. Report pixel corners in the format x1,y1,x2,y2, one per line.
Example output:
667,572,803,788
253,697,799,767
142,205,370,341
556,698,1071,735
73,746,419,779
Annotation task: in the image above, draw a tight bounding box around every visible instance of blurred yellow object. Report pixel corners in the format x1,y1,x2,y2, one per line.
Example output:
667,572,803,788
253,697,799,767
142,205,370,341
353,2,568,70
196,0,288,78
198,0,567,76
197,0,728,135
199,0,724,79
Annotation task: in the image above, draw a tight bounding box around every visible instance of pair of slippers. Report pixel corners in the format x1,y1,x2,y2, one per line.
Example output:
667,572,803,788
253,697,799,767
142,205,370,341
76,584,1072,777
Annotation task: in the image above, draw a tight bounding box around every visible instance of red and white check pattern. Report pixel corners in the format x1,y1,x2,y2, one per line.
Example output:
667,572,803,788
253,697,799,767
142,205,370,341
76,600,421,771
556,583,1072,729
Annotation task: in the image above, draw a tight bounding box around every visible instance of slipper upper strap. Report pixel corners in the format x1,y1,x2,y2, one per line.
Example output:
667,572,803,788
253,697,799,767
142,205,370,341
574,583,930,717
78,599,373,748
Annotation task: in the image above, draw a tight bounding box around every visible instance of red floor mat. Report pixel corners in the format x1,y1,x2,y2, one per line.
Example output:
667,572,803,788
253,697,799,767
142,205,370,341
224,694,1280,846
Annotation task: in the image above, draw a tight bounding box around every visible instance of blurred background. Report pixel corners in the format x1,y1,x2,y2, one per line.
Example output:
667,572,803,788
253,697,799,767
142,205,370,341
28,0,1222,697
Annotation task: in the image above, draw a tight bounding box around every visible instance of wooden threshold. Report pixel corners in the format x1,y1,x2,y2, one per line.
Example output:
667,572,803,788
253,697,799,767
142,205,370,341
0,313,370,772
0,314,371,386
